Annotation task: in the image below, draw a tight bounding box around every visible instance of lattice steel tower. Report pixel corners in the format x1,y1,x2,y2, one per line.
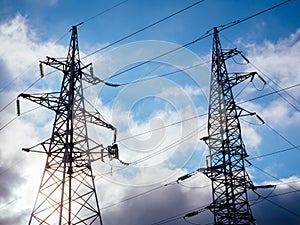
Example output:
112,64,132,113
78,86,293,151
201,27,262,225
17,26,120,225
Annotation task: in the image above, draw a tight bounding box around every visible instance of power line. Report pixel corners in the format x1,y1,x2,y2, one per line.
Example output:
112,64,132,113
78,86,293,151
115,60,211,86
0,76,42,114
251,163,299,192
101,184,169,211
83,0,207,59
1,0,292,132
117,113,207,142
218,0,293,32
0,1,129,113
248,188,300,220
238,82,300,104
102,0,292,81
102,180,207,211
77,0,129,26
0,105,43,131
0,31,70,95
262,196,300,218
264,121,300,153
150,204,210,225
249,62,300,109
94,123,207,178
129,124,206,166
0,115,18,132
249,145,300,160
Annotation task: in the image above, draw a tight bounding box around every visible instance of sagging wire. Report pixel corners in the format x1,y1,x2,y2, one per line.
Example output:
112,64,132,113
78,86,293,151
250,184,277,206
249,145,300,160
183,207,211,225
83,0,207,60
150,204,210,225
0,105,43,131
250,62,300,112
94,123,207,179
100,166,210,212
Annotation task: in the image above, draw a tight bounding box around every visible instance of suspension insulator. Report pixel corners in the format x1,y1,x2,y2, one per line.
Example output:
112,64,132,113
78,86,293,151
39,63,44,77
16,99,20,116
90,65,94,77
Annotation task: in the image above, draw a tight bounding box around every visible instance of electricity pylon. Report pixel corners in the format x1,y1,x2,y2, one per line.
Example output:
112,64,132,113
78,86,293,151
201,27,265,225
17,26,120,225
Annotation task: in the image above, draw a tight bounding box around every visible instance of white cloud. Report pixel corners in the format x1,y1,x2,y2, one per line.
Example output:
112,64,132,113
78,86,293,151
1,14,299,225
245,28,300,91
0,14,66,82
233,28,300,131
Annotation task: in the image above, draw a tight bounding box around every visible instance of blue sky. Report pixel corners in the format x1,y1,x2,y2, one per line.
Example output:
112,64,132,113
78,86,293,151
0,0,300,225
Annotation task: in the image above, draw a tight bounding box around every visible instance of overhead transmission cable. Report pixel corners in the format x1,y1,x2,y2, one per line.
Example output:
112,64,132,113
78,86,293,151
0,76,43,114
149,165,300,225
0,31,70,95
0,0,129,113
95,123,207,178
263,197,300,218
249,145,300,160
1,0,291,129
250,163,299,192
218,0,293,32
0,105,43,132
117,113,207,142
0,0,205,133
238,82,300,104
121,123,206,166
101,0,292,82
76,0,129,26
221,30,300,112
82,0,207,59
0,0,131,134
150,204,210,225
150,187,300,225
115,60,211,86
263,121,300,153
249,62,300,112
101,174,210,211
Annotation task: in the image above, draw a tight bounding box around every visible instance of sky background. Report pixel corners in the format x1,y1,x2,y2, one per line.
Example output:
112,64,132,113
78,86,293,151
0,0,300,224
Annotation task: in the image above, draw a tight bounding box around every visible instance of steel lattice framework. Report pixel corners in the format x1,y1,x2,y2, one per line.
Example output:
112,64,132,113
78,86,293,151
202,27,259,225
17,26,119,225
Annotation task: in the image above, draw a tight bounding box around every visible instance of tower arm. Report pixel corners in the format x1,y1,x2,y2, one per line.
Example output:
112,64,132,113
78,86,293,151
81,64,120,87
228,72,266,87
21,138,52,154
84,111,116,131
222,48,240,60
41,56,68,72
17,92,61,114
235,105,264,124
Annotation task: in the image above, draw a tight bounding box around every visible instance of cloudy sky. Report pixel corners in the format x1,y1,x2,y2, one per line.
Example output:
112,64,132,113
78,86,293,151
0,0,300,224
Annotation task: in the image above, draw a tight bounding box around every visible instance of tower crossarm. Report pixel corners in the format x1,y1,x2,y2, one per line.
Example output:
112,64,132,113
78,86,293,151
41,56,68,72
227,71,266,88
21,138,52,154
80,110,118,143
81,66,120,87
227,72,256,87
235,105,264,124
222,48,241,61
84,111,115,130
17,92,61,113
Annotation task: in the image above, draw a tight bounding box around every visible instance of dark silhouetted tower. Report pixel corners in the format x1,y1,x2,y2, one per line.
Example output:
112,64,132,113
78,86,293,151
202,27,259,225
18,26,119,225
